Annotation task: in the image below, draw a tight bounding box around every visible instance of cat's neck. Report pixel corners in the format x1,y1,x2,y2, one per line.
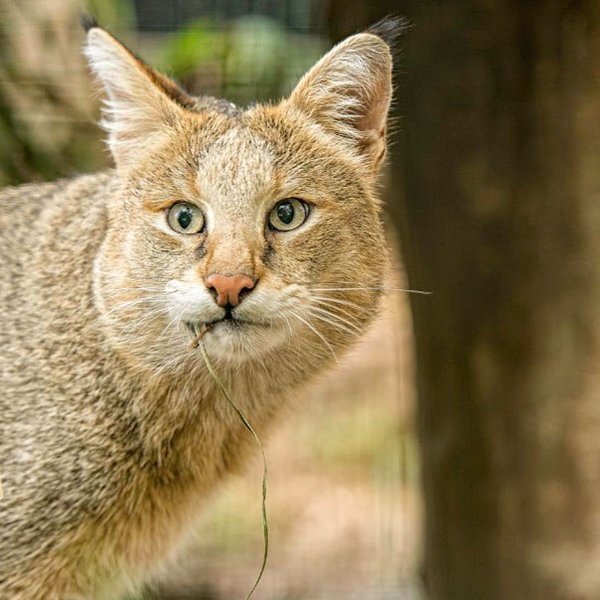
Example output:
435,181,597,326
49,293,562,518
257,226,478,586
117,346,297,468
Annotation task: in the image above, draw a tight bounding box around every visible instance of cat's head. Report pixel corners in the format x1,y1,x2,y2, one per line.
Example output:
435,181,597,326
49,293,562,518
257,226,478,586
85,19,400,376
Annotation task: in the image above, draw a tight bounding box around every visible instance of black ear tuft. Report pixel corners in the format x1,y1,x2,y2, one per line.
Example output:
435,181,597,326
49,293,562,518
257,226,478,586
365,15,411,54
80,14,99,33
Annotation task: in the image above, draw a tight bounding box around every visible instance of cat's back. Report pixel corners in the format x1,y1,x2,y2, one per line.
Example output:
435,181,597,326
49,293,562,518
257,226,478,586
0,173,111,298
0,172,112,398
0,180,64,294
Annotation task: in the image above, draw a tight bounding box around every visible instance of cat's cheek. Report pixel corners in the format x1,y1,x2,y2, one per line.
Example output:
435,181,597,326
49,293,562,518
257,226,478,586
164,277,222,323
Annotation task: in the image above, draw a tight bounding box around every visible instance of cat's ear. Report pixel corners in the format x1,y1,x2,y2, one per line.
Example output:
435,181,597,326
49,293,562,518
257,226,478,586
83,22,189,169
287,26,399,171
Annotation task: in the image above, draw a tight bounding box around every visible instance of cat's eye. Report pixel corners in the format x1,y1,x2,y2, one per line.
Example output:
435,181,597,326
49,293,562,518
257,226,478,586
167,202,205,235
268,199,309,232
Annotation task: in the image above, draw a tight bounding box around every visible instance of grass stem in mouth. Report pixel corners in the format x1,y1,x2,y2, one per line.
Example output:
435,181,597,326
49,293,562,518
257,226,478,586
190,322,212,348
198,336,269,600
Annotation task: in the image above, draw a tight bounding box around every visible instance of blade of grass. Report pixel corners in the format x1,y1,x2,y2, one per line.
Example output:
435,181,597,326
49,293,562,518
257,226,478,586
199,337,269,600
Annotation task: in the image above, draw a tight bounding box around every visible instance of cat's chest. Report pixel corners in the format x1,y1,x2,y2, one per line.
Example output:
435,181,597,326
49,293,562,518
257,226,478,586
80,428,224,597
83,486,210,599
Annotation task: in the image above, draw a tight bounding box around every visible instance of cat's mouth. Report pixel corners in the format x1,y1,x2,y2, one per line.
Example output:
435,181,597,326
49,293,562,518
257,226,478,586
183,312,289,359
184,315,268,340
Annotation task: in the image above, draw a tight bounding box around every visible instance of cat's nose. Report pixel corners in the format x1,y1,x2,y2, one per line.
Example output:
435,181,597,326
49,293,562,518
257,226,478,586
204,273,256,308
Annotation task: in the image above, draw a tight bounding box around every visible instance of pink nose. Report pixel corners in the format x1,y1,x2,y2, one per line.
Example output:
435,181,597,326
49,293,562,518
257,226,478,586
205,274,256,308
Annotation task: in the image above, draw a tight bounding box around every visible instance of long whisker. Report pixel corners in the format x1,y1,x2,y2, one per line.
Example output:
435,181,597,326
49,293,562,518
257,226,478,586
101,295,164,319
281,311,295,339
304,308,362,338
306,305,363,335
113,308,170,335
288,309,337,362
309,286,431,295
309,295,370,313
309,298,367,325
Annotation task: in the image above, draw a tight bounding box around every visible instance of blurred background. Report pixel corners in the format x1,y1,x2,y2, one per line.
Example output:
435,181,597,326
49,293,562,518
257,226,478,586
2,1,599,599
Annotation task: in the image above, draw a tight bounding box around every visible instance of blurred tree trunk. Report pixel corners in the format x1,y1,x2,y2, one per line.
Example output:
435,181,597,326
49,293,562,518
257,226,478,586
329,2,600,599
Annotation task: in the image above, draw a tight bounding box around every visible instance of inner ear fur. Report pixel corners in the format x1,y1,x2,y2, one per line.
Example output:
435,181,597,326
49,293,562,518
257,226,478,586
287,32,394,170
84,26,192,169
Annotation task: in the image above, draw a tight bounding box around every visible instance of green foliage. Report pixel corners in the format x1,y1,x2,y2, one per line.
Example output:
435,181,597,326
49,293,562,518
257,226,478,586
158,16,326,105
83,0,135,28
0,0,128,185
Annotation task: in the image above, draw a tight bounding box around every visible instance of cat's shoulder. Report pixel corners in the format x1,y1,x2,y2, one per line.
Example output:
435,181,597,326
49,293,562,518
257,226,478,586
0,170,114,290
0,170,113,234
0,170,114,207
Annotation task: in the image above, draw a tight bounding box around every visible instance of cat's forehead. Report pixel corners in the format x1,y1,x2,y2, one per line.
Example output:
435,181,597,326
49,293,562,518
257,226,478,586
196,125,277,213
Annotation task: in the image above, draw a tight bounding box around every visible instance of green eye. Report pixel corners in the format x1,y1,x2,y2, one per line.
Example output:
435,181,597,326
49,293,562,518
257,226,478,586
167,202,205,234
268,199,309,232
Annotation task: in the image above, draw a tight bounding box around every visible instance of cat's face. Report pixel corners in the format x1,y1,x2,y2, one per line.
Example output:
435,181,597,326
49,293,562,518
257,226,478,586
87,25,393,373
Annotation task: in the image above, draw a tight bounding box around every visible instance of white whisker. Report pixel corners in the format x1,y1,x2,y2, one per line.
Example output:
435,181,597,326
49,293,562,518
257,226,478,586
306,305,363,335
305,308,361,338
309,298,366,326
310,286,431,295
288,309,337,362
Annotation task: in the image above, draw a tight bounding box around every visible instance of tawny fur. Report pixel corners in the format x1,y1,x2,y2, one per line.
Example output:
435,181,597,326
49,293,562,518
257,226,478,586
0,18,400,599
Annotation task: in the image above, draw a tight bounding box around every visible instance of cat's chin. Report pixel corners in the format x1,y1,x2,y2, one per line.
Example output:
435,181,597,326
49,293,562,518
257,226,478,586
192,318,289,363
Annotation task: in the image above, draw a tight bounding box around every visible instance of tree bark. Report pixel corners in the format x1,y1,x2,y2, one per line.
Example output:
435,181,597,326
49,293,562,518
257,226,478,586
329,2,600,598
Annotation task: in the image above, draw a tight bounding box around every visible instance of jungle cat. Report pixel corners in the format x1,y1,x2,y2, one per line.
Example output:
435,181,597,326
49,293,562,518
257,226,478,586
0,16,401,599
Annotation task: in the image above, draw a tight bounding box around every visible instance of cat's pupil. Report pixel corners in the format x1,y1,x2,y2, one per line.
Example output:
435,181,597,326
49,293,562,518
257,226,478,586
177,208,192,229
277,202,294,225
